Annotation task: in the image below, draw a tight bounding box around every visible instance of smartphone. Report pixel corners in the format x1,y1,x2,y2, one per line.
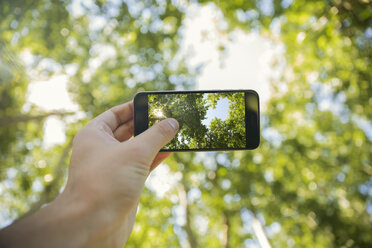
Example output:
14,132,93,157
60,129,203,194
134,90,260,151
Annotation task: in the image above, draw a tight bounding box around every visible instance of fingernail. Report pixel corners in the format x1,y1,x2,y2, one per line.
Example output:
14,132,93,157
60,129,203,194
167,118,178,131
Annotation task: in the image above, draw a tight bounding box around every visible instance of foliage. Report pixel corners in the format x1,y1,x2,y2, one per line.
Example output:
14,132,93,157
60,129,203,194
0,0,371,247
206,92,246,149
149,93,209,149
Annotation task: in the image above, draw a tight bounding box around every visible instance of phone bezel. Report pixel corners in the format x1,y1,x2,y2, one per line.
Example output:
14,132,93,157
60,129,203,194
134,89,260,151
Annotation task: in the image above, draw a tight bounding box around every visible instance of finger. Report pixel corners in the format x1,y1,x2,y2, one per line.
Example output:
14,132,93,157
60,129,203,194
91,101,134,133
111,101,134,125
114,120,134,142
150,152,172,171
130,118,178,162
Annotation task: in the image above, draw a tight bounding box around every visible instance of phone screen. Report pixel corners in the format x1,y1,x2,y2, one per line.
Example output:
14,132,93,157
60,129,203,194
134,90,259,151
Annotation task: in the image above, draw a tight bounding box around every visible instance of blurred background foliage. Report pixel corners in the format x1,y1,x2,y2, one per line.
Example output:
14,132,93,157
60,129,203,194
0,0,371,247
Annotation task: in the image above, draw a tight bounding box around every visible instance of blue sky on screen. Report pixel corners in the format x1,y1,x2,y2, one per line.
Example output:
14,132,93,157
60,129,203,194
202,97,229,127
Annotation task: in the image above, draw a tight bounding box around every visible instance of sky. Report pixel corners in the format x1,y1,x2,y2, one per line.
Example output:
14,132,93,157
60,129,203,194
181,3,283,102
26,74,81,146
202,97,229,127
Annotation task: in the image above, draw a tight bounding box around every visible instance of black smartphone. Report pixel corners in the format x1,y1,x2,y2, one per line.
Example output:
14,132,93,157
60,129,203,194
134,90,260,151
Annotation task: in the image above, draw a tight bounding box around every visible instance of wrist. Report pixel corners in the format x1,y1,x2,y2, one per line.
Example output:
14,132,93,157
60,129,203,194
54,190,128,247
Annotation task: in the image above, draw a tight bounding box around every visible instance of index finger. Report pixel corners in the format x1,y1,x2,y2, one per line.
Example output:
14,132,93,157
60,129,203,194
91,101,134,132
111,101,134,127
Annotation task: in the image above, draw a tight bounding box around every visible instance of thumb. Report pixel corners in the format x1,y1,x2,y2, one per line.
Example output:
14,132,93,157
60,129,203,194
131,118,178,161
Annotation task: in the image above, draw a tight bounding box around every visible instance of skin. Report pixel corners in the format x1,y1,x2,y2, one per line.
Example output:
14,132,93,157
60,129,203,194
0,101,179,248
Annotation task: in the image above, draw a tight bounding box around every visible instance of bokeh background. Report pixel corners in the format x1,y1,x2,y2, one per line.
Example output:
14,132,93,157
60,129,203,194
0,0,371,247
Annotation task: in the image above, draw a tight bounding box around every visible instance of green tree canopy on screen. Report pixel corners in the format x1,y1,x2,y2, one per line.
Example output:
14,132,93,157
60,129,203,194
148,92,246,149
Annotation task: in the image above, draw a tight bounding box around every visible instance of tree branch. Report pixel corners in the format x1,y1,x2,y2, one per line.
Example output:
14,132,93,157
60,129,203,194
0,111,75,126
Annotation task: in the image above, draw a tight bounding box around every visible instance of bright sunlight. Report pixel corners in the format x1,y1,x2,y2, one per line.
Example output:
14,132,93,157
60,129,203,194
153,109,165,118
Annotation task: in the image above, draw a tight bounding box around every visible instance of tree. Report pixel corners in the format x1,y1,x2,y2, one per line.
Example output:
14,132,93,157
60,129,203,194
1,0,371,247
206,92,246,148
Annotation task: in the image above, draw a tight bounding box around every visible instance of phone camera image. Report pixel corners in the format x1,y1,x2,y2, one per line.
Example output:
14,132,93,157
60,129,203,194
148,92,247,150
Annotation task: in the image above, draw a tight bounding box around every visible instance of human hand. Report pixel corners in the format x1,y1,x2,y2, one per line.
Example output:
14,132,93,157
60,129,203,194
60,101,179,247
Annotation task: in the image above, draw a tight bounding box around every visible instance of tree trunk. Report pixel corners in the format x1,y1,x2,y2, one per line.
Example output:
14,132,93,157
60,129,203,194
178,182,198,248
222,211,230,248
252,215,272,248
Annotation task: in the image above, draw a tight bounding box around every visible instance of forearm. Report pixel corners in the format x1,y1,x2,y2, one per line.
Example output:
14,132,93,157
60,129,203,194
0,193,128,248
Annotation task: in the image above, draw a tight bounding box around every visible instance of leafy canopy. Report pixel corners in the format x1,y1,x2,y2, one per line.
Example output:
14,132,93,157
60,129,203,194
0,0,371,247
